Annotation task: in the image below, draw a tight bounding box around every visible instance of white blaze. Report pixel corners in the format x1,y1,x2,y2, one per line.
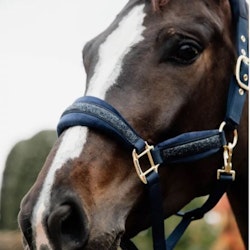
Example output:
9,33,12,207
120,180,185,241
32,126,88,248
32,4,146,249
87,4,146,98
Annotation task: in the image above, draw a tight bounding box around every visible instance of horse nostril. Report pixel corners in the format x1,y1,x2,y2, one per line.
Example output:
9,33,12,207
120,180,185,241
18,205,35,249
47,203,89,249
19,216,33,249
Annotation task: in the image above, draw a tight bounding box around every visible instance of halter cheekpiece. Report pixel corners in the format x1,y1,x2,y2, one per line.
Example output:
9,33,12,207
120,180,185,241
57,0,249,249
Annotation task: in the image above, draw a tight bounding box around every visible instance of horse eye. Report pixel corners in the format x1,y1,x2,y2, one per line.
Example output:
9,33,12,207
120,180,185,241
160,39,203,65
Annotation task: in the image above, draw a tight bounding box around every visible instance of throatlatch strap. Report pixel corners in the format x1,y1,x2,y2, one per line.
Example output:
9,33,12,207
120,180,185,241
120,178,231,250
166,179,231,250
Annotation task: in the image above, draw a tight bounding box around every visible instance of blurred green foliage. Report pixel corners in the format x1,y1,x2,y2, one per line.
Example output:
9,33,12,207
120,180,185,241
0,130,56,230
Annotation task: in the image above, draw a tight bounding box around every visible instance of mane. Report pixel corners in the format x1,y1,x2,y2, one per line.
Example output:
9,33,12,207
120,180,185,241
151,0,170,11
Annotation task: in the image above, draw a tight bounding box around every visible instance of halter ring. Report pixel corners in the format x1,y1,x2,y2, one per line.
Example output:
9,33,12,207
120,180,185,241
219,121,238,148
235,55,249,91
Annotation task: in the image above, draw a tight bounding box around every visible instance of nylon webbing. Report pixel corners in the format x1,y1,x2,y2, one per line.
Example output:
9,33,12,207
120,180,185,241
225,0,249,128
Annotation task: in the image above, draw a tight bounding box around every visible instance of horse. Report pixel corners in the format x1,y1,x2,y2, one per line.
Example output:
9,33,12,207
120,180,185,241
18,0,249,249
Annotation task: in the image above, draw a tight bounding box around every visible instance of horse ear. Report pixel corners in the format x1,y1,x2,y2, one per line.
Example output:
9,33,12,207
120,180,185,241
148,0,170,11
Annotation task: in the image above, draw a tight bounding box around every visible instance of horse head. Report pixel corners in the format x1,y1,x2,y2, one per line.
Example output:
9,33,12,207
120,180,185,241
19,0,248,249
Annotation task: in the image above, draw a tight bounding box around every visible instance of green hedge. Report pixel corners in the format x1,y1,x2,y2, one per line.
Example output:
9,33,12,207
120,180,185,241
0,130,56,230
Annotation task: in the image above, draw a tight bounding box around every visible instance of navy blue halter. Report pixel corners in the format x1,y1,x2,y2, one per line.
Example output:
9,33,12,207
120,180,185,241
57,0,248,249
58,96,226,163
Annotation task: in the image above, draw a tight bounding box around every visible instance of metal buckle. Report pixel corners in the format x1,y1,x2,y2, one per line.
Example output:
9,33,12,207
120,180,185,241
217,143,236,181
132,142,159,184
217,122,238,181
235,55,249,91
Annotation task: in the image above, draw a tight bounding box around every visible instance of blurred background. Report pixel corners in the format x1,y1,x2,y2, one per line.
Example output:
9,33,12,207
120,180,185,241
0,0,245,249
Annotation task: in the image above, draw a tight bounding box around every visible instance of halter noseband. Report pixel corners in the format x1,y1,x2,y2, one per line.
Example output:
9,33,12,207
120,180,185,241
57,0,248,249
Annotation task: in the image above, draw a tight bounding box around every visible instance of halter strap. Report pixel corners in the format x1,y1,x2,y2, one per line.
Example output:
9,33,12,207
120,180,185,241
152,130,225,164
57,96,146,152
56,0,248,249
57,96,228,250
58,96,226,165
225,0,249,128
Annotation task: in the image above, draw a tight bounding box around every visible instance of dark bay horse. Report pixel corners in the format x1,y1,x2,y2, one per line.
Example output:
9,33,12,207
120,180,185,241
19,0,248,249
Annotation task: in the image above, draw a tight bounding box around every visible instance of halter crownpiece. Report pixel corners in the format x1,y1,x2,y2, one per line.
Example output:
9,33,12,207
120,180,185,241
57,0,248,249
225,0,249,128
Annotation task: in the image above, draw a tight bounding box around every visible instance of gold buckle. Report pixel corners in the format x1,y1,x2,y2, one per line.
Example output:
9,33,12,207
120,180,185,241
235,55,249,91
217,122,238,181
132,142,159,184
